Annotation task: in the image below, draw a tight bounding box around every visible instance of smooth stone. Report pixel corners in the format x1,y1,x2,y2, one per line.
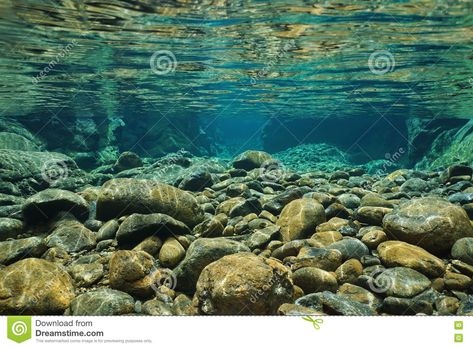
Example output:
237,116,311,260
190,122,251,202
96,219,119,241
109,250,163,298
142,299,174,315
361,229,387,249
244,225,280,250
383,197,473,254
67,288,135,315
0,218,23,241
277,198,326,241
327,238,369,260
377,241,446,277
68,262,104,287
133,236,163,257
0,236,47,265
335,259,363,284
194,252,293,315
314,291,376,315
292,267,338,294
116,213,190,246
311,231,343,247
113,151,143,172
45,220,96,253
232,150,273,170
22,189,90,224
159,237,186,268
380,267,431,298
337,283,381,310
451,237,473,265
444,271,472,291
290,247,343,272
173,237,250,293
277,303,325,316
356,206,392,226
0,258,75,314
178,170,213,192
96,178,204,227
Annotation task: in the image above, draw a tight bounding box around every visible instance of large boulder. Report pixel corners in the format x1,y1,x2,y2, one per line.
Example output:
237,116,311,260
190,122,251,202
96,178,204,227
383,197,473,254
0,132,39,151
277,198,326,241
45,220,96,253
22,189,90,224
194,252,293,315
0,258,75,314
377,241,445,277
173,238,250,293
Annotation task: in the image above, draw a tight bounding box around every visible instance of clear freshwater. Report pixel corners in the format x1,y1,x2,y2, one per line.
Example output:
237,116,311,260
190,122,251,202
1,0,473,167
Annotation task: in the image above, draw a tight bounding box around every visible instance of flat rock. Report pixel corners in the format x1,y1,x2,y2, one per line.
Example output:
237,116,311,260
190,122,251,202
45,220,96,253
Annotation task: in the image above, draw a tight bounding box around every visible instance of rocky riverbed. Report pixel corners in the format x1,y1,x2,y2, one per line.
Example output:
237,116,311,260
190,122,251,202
1,149,473,315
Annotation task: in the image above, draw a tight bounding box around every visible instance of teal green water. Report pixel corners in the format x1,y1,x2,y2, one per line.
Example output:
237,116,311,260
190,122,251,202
1,0,472,120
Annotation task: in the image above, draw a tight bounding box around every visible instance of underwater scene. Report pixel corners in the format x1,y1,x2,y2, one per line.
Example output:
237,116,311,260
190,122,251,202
0,0,473,316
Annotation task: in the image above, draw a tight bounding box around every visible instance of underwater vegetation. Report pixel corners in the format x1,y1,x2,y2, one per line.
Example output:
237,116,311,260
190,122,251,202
0,0,473,315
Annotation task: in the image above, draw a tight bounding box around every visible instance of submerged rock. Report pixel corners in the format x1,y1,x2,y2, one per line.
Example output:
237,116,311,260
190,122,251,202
22,188,90,224
194,252,293,315
96,178,204,227
0,258,75,314
67,288,135,316
0,237,47,265
173,237,249,293
383,197,473,254
276,198,326,241
232,150,273,170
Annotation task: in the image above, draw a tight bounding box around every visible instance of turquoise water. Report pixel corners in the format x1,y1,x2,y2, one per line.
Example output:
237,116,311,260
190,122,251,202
1,0,473,167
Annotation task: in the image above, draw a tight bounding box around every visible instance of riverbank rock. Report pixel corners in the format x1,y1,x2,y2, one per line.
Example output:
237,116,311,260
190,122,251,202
383,197,473,254
0,258,75,314
96,178,204,227
194,253,293,314
277,198,326,241
451,237,473,265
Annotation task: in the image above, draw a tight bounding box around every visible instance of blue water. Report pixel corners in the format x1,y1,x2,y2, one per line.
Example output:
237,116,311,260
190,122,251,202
0,0,472,166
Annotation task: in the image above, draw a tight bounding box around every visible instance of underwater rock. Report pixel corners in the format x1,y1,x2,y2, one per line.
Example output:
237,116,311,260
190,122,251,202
380,267,431,298
194,252,293,315
310,291,376,316
68,262,104,288
0,132,39,151
377,241,445,277
327,238,369,260
335,259,363,284
67,288,135,316
0,218,23,241
383,197,473,254
113,151,143,172
109,250,162,298
292,267,338,294
0,236,47,265
159,237,186,268
337,283,381,310
276,198,326,241
451,237,473,265
232,150,273,170
173,237,249,293
22,188,90,224
116,213,190,246
178,169,213,192
45,220,96,253
0,258,75,314
96,178,204,227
